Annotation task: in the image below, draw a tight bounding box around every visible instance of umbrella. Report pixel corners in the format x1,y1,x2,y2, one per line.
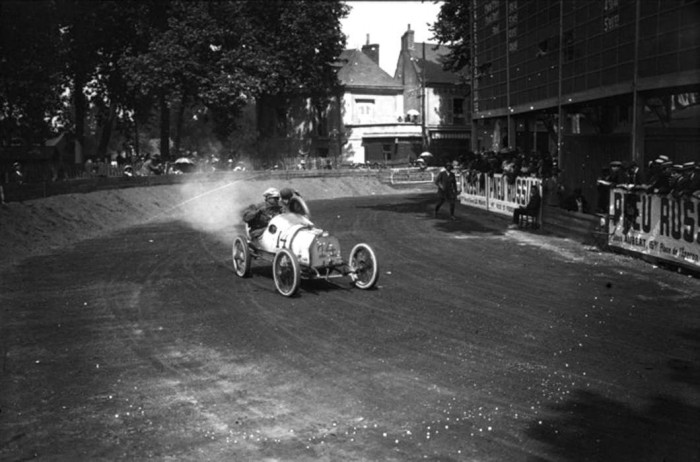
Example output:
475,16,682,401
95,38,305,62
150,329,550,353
419,152,433,159
174,157,195,164
407,109,420,116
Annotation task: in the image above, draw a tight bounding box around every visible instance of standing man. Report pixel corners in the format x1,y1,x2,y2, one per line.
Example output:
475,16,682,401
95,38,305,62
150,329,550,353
434,161,459,220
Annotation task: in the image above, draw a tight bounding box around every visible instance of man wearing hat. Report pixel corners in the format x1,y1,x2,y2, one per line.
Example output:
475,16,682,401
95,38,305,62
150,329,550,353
648,158,673,194
673,162,700,198
608,161,629,186
243,187,285,240
434,161,459,220
627,161,645,188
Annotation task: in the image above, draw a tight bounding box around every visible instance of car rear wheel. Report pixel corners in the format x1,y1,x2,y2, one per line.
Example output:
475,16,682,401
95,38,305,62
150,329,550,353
273,248,300,297
232,236,251,277
349,243,378,289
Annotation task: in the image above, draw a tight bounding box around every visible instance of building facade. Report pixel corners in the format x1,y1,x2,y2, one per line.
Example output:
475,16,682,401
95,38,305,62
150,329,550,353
337,45,422,166
394,25,471,164
471,0,700,204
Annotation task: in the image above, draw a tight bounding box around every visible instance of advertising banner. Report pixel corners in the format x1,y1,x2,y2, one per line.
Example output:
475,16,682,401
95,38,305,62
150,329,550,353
459,172,541,218
389,168,435,185
607,188,700,270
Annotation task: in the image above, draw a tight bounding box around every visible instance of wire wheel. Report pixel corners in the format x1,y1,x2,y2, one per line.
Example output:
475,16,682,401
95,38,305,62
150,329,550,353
349,243,378,289
232,236,251,277
273,248,300,297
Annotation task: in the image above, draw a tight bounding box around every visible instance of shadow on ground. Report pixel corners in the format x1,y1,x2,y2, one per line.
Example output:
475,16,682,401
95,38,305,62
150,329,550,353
525,327,700,461
356,193,508,237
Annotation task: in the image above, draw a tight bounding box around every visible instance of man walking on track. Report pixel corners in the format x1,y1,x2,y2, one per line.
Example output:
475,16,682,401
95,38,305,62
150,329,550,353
434,161,459,220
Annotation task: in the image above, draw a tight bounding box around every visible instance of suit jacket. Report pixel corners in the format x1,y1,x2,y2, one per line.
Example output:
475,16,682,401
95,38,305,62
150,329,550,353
526,192,541,212
435,169,458,198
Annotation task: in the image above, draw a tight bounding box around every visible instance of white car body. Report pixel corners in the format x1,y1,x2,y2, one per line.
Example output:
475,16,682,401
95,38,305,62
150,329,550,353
254,213,343,269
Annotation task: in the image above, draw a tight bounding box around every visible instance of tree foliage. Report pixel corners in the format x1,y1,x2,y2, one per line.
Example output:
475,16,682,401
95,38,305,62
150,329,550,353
431,0,472,73
0,0,63,143
0,0,348,159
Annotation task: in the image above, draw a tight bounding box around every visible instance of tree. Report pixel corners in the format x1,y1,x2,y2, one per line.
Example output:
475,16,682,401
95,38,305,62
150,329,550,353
250,0,348,159
2,0,350,165
122,0,348,159
431,0,472,75
0,0,64,144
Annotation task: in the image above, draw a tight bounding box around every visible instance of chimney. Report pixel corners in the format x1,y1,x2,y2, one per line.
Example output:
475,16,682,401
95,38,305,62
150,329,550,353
401,24,414,51
361,34,380,66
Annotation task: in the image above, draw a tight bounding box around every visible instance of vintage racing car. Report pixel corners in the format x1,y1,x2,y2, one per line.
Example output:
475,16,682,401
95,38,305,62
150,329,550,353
232,196,379,297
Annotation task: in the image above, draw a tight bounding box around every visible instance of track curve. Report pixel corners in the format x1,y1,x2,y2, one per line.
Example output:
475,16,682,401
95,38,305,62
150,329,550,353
1,193,699,461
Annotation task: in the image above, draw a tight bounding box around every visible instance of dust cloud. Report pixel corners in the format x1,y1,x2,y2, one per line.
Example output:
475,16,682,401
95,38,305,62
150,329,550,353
174,178,259,244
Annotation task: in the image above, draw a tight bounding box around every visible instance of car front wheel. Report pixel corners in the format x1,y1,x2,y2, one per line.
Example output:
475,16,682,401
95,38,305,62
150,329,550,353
349,243,378,289
273,248,300,297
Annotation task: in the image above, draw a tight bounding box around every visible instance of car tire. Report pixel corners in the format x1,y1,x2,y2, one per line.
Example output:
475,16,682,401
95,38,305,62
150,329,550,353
349,243,379,289
232,236,251,277
273,248,300,297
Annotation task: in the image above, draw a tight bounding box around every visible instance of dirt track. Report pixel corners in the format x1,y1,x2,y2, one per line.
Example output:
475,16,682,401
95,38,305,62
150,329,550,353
0,175,422,270
1,180,699,461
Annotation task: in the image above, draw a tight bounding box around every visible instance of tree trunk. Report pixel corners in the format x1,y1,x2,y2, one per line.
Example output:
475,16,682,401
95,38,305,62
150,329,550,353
133,119,140,158
173,92,187,157
159,92,170,160
74,73,87,163
95,104,116,159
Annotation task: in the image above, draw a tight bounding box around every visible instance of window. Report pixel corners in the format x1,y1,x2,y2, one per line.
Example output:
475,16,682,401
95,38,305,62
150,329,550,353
382,144,393,161
355,98,375,122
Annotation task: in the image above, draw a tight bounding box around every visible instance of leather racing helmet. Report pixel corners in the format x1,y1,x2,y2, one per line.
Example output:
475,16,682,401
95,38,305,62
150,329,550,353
263,187,280,199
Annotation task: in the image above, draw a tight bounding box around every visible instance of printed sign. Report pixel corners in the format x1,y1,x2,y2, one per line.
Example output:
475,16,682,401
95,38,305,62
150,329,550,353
607,188,700,270
459,172,541,217
390,168,435,184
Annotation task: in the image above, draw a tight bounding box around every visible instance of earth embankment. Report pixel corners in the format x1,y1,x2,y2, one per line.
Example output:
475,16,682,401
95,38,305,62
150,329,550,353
0,174,428,271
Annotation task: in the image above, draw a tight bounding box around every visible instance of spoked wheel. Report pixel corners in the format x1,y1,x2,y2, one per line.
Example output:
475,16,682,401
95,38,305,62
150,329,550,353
273,248,300,297
232,236,251,277
349,243,378,289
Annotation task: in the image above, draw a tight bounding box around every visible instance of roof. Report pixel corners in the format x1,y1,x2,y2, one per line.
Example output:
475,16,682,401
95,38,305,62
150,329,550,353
337,49,403,90
409,42,464,85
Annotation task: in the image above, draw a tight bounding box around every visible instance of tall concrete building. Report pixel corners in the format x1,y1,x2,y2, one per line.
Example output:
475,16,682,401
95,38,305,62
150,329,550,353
471,0,700,201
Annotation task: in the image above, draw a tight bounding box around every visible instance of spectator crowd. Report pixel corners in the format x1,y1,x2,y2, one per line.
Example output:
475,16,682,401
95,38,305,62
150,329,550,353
596,156,700,200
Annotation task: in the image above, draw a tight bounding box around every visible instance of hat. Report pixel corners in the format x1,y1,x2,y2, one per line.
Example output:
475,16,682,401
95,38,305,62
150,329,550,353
683,161,695,170
610,161,622,167
658,155,670,162
280,187,298,200
263,187,280,199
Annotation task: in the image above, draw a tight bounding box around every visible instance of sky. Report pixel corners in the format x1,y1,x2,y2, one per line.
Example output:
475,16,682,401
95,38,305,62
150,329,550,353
341,1,444,75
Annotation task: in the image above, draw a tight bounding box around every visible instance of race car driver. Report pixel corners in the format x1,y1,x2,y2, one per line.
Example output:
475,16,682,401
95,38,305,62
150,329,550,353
243,187,285,240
